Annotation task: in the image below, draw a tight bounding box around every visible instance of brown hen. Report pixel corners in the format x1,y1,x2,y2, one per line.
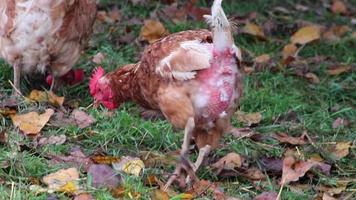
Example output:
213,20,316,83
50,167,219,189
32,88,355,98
90,0,243,189
0,0,97,94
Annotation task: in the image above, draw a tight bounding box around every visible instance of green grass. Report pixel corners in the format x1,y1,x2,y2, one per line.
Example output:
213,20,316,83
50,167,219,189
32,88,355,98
0,0,355,199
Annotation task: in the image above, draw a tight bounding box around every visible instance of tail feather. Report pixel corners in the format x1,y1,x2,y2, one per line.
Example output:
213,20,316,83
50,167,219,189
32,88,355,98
204,0,233,51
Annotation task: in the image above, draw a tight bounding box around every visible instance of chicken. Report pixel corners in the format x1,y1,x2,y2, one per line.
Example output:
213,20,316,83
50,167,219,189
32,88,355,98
0,0,97,95
90,0,243,188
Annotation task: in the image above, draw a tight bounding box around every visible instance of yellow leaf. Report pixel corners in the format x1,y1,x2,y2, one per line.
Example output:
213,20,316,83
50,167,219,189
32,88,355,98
140,20,169,43
11,109,54,135
0,107,17,116
282,43,298,59
291,25,321,45
152,189,169,200
242,23,266,39
58,181,78,194
236,111,262,126
42,168,79,193
326,66,350,76
333,142,351,160
113,156,144,176
27,90,64,107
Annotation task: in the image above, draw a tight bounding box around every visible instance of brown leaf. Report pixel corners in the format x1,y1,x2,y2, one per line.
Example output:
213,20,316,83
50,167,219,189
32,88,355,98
282,43,298,60
291,25,321,45
0,130,8,145
280,157,331,185
92,52,106,64
74,193,95,200
255,54,271,64
332,117,349,129
71,109,96,129
11,109,54,135
152,189,169,200
212,153,243,174
260,157,283,173
229,128,256,139
272,132,307,145
323,193,337,200
49,147,93,171
140,20,169,43
27,90,64,107
109,7,121,22
323,25,350,42
38,134,66,146
326,65,351,76
187,180,225,200
88,164,121,189
161,3,187,23
243,167,266,180
318,180,349,196
330,0,347,15
42,168,80,193
327,142,351,160
111,185,141,199
91,156,120,164
185,0,210,21
0,107,17,116
236,111,262,126
304,72,320,84
242,23,266,39
254,191,278,200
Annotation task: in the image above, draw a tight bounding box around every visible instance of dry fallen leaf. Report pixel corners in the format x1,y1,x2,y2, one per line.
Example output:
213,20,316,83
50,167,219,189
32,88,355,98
92,156,120,164
291,25,321,45
236,111,262,126
243,167,266,180
139,151,178,168
330,0,347,15
71,109,96,129
92,52,106,64
229,127,257,139
0,107,17,116
38,134,66,146
152,189,169,200
50,147,93,172
272,132,307,145
323,25,350,41
88,164,121,189
242,23,266,39
327,142,351,160
254,54,271,64
260,157,283,173
74,193,95,200
280,157,331,185
113,156,144,176
304,72,320,84
326,65,351,76
27,90,65,107
212,152,244,174
254,191,278,200
42,168,80,194
282,43,298,60
140,20,169,43
332,117,349,129
0,130,8,145
11,109,54,135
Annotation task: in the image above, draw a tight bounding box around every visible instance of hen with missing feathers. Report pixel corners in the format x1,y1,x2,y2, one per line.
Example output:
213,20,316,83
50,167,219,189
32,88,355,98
0,0,97,94
90,0,243,188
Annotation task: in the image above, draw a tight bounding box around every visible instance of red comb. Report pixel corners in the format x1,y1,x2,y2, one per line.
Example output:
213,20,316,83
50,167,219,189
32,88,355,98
89,66,105,95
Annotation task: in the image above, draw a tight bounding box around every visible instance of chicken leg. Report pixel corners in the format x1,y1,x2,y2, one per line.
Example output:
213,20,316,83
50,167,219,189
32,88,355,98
185,144,212,183
164,117,196,191
12,62,21,96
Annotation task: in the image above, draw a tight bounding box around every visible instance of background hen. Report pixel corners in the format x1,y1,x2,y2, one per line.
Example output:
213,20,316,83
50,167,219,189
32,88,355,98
0,0,97,94
90,0,243,188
